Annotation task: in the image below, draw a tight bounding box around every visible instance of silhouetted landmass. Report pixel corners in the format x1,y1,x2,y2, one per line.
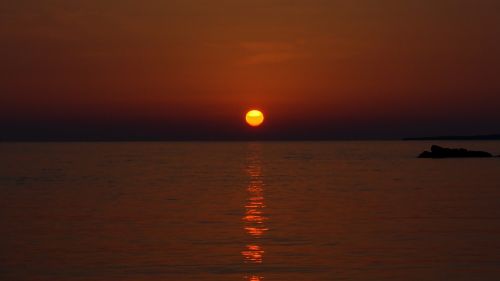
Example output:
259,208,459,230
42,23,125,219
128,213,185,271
418,145,493,158
404,134,500,140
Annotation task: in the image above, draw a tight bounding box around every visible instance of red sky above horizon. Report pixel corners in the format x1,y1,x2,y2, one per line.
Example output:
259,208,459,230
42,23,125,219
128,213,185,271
1,0,500,139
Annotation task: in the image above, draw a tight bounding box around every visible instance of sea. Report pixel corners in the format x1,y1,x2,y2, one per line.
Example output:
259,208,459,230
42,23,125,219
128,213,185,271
1,141,500,281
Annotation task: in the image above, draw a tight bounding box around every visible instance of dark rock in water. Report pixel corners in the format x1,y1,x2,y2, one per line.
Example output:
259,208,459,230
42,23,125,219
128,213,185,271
418,145,493,158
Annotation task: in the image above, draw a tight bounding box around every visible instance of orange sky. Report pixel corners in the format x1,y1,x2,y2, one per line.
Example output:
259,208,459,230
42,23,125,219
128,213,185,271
1,0,500,139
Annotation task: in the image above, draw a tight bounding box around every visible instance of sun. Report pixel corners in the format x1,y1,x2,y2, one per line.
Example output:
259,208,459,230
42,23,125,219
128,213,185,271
245,110,264,127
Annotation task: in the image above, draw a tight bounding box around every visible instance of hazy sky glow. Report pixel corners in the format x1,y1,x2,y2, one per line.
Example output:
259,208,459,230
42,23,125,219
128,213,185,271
1,0,500,140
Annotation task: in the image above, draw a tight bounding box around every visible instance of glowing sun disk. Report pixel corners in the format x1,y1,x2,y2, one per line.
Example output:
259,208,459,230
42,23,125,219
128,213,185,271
245,110,264,127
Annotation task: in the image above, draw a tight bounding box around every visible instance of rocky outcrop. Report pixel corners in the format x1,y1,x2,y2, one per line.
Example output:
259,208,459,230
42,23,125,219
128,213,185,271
418,145,493,158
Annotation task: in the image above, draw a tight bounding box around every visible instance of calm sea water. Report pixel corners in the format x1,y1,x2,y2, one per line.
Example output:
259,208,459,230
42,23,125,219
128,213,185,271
1,141,500,281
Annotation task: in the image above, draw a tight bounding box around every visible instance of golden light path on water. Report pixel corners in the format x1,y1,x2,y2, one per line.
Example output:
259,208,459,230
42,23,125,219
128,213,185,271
242,144,268,281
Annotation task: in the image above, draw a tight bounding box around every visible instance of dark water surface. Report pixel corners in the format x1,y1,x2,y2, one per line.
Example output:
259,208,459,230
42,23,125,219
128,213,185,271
1,141,500,280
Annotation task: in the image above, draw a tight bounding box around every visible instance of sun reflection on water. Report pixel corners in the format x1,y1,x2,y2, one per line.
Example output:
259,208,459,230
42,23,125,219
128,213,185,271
242,244,265,264
241,144,267,279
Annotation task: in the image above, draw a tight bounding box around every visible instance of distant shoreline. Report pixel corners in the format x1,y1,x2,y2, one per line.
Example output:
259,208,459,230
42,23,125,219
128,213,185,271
403,134,500,141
